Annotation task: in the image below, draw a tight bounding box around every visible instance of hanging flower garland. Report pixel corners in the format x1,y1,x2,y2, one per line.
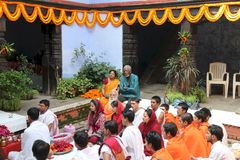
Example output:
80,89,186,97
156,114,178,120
0,1,239,27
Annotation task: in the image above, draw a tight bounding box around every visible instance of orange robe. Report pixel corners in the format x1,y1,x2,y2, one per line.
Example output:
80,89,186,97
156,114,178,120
181,124,208,158
151,148,173,160
166,136,191,160
165,112,175,123
199,122,211,156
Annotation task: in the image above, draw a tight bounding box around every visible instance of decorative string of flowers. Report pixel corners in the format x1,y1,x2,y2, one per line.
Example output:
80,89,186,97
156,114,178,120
80,89,102,99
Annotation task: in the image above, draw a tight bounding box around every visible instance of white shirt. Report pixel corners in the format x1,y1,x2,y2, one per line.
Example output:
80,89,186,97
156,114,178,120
73,145,100,160
132,108,145,127
121,125,145,160
197,141,235,160
9,121,50,160
39,110,59,137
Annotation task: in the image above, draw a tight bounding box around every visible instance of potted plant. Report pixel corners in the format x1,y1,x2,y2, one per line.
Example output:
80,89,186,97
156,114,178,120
0,41,15,56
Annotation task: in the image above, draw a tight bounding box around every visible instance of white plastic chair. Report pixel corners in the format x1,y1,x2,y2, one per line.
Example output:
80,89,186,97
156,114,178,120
233,72,240,99
206,62,229,98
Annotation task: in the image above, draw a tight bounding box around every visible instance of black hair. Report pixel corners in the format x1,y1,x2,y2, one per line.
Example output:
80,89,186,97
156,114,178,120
73,131,88,148
32,140,50,160
109,70,118,78
123,101,131,113
194,110,206,122
146,131,162,151
39,99,50,108
145,108,153,118
209,125,223,141
111,100,118,108
122,110,135,123
129,97,141,103
200,107,212,119
161,104,169,111
178,102,189,112
163,122,178,137
90,99,99,112
180,113,193,125
104,120,118,135
27,107,40,121
151,96,161,104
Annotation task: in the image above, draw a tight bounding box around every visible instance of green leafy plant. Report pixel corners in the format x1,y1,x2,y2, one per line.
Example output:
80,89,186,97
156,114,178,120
73,43,119,89
0,41,15,56
56,77,93,100
0,70,33,111
165,31,199,94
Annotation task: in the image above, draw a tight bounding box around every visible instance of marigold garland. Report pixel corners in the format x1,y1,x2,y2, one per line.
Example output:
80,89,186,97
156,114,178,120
81,89,102,99
0,1,239,27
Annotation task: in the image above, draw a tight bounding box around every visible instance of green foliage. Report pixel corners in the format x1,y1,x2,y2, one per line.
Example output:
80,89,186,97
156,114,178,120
166,91,184,103
56,77,93,100
166,90,197,104
165,31,199,94
190,87,206,103
0,99,21,111
73,43,119,89
0,70,32,110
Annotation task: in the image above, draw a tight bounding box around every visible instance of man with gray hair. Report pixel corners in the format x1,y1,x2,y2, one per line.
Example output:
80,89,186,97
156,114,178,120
119,65,140,101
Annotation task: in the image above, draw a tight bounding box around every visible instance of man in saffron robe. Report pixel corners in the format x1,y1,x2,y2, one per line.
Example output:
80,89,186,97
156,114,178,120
145,131,173,160
163,122,191,160
161,104,175,124
38,99,59,137
200,107,228,146
119,65,140,101
192,125,235,160
99,120,129,160
180,113,208,158
175,102,189,131
194,110,211,155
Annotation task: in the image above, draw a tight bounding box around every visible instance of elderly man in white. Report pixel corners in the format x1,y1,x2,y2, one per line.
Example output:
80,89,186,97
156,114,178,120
38,99,59,137
8,107,50,160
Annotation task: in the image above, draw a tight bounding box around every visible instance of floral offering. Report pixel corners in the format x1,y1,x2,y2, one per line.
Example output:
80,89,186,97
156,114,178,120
50,140,73,154
0,125,10,138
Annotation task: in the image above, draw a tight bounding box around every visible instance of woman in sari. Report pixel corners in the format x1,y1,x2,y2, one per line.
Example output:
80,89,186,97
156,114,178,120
102,70,120,99
86,99,105,144
139,108,164,156
111,100,125,133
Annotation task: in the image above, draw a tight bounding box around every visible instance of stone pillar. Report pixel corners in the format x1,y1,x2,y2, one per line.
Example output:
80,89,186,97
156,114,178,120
0,17,7,71
42,24,62,95
50,25,62,95
122,24,139,74
42,24,51,95
180,20,197,65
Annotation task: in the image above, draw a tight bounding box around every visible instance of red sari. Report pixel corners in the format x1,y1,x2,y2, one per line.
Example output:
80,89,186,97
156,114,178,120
111,101,124,133
139,111,164,156
87,100,105,143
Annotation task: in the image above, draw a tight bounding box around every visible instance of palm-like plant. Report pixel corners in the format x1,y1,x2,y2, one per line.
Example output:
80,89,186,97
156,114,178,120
165,32,199,94
0,41,15,56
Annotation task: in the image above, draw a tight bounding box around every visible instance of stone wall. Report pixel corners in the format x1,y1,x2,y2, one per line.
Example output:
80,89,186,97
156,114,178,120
193,18,240,94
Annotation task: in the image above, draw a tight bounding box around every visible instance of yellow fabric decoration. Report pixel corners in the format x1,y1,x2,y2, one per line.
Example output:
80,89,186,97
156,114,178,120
0,1,239,27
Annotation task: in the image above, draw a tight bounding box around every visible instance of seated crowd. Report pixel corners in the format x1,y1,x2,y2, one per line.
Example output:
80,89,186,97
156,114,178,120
6,65,236,160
